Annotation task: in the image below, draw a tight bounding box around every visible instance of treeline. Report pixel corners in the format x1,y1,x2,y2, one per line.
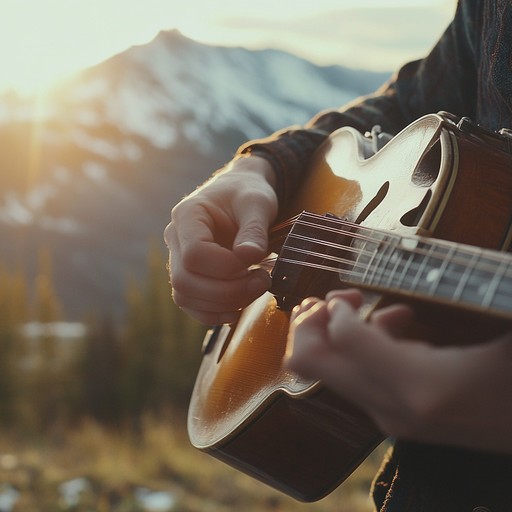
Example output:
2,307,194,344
0,242,206,433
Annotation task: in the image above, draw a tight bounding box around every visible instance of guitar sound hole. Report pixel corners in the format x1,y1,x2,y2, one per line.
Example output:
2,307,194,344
354,181,390,224
203,324,235,364
412,140,441,186
400,189,432,227
216,330,233,364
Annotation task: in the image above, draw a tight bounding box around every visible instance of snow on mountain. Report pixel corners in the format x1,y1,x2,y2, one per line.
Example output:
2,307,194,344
0,30,389,318
61,30,387,152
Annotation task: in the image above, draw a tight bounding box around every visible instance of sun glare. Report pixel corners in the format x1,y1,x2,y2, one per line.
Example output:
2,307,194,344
1,3,74,94
0,0,164,96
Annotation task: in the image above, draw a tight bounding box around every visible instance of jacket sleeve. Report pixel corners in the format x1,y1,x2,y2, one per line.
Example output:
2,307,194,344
238,0,480,210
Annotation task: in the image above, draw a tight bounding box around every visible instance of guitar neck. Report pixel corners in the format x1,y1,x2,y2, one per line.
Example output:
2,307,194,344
347,229,512,320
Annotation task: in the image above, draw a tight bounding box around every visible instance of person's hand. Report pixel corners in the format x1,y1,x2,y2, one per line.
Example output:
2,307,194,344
164,155,278,325
286,289,512,454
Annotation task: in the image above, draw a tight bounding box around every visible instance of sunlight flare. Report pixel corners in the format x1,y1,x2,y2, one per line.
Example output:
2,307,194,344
0,0,453,95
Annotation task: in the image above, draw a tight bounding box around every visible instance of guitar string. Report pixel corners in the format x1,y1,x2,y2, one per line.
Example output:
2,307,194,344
269,211,512,273
286,218,512,279
270,216,512,307
273,249,512,311
297,214,512,268
285,232,512,296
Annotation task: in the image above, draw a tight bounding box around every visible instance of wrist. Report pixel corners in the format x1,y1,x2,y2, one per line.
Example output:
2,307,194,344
228,154,277,190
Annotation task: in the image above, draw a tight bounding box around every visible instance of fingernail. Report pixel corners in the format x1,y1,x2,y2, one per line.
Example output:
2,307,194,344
327,297,352,315
238,240,264,251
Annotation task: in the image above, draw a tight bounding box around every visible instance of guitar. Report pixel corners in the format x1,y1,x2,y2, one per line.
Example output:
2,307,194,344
187,112,512,502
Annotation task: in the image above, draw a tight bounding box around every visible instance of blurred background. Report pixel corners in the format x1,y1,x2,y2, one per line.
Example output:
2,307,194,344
0,1,455,510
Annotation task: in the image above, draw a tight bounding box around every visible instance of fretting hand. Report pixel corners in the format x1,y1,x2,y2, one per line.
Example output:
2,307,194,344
286,289,512,454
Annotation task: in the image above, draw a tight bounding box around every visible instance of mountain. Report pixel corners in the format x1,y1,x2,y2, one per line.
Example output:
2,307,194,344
0,30,389,319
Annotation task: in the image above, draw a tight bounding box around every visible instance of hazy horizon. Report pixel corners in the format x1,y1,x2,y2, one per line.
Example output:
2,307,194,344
0,0,455,95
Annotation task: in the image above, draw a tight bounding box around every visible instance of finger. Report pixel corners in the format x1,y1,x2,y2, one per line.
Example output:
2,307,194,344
370,303,415,337
325,298,374,351
286,300,330,375
168,219,271,319
287,299,368,391
168,216,248,279
233,197,277,265
325,288,364,310
290,296,322,322
171,268,270,310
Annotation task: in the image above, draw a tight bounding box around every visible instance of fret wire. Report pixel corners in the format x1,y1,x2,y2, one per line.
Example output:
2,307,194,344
401,259,477,297
427,244,456,296
392,240,417,290
408,242,436,293
418,244,438,293
382,236,403,288
453,248,479,301
400,253,462,294
359,239,380,284
438,250,509,305
484,258,510,308
405,242,496,280
377,235,403,286
491,279,512,310
365,233,392,286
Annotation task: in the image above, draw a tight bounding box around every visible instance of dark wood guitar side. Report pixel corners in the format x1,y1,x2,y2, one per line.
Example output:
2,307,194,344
187,113,512,502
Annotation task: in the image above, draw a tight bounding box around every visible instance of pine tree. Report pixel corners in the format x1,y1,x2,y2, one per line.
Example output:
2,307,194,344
33,248,61,357
29,247,64,430
79,313,122,425
119,240,205,423
147,240,204,409
0,265,29,426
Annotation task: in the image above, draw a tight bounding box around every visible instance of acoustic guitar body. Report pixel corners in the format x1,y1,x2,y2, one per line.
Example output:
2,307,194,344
187,113,512,501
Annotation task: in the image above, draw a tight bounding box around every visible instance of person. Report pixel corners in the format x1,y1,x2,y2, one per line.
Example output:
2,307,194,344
164,1,512,510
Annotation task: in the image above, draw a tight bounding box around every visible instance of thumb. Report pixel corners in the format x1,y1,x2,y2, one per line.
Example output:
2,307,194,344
233,201,276,265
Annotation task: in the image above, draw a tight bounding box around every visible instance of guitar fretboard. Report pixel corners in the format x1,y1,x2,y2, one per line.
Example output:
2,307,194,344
350,232,512,317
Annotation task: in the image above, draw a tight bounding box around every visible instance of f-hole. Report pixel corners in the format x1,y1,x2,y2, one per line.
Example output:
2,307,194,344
354,181,390,225
412,140,441,186
400,189,432,227
216,325,234,363
200,324,234,364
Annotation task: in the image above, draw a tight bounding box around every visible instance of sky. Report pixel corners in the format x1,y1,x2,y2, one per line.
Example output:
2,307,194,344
0,0,456,95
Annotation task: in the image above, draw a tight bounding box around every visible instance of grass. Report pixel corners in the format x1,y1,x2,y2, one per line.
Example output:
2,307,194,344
0,414,386,511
